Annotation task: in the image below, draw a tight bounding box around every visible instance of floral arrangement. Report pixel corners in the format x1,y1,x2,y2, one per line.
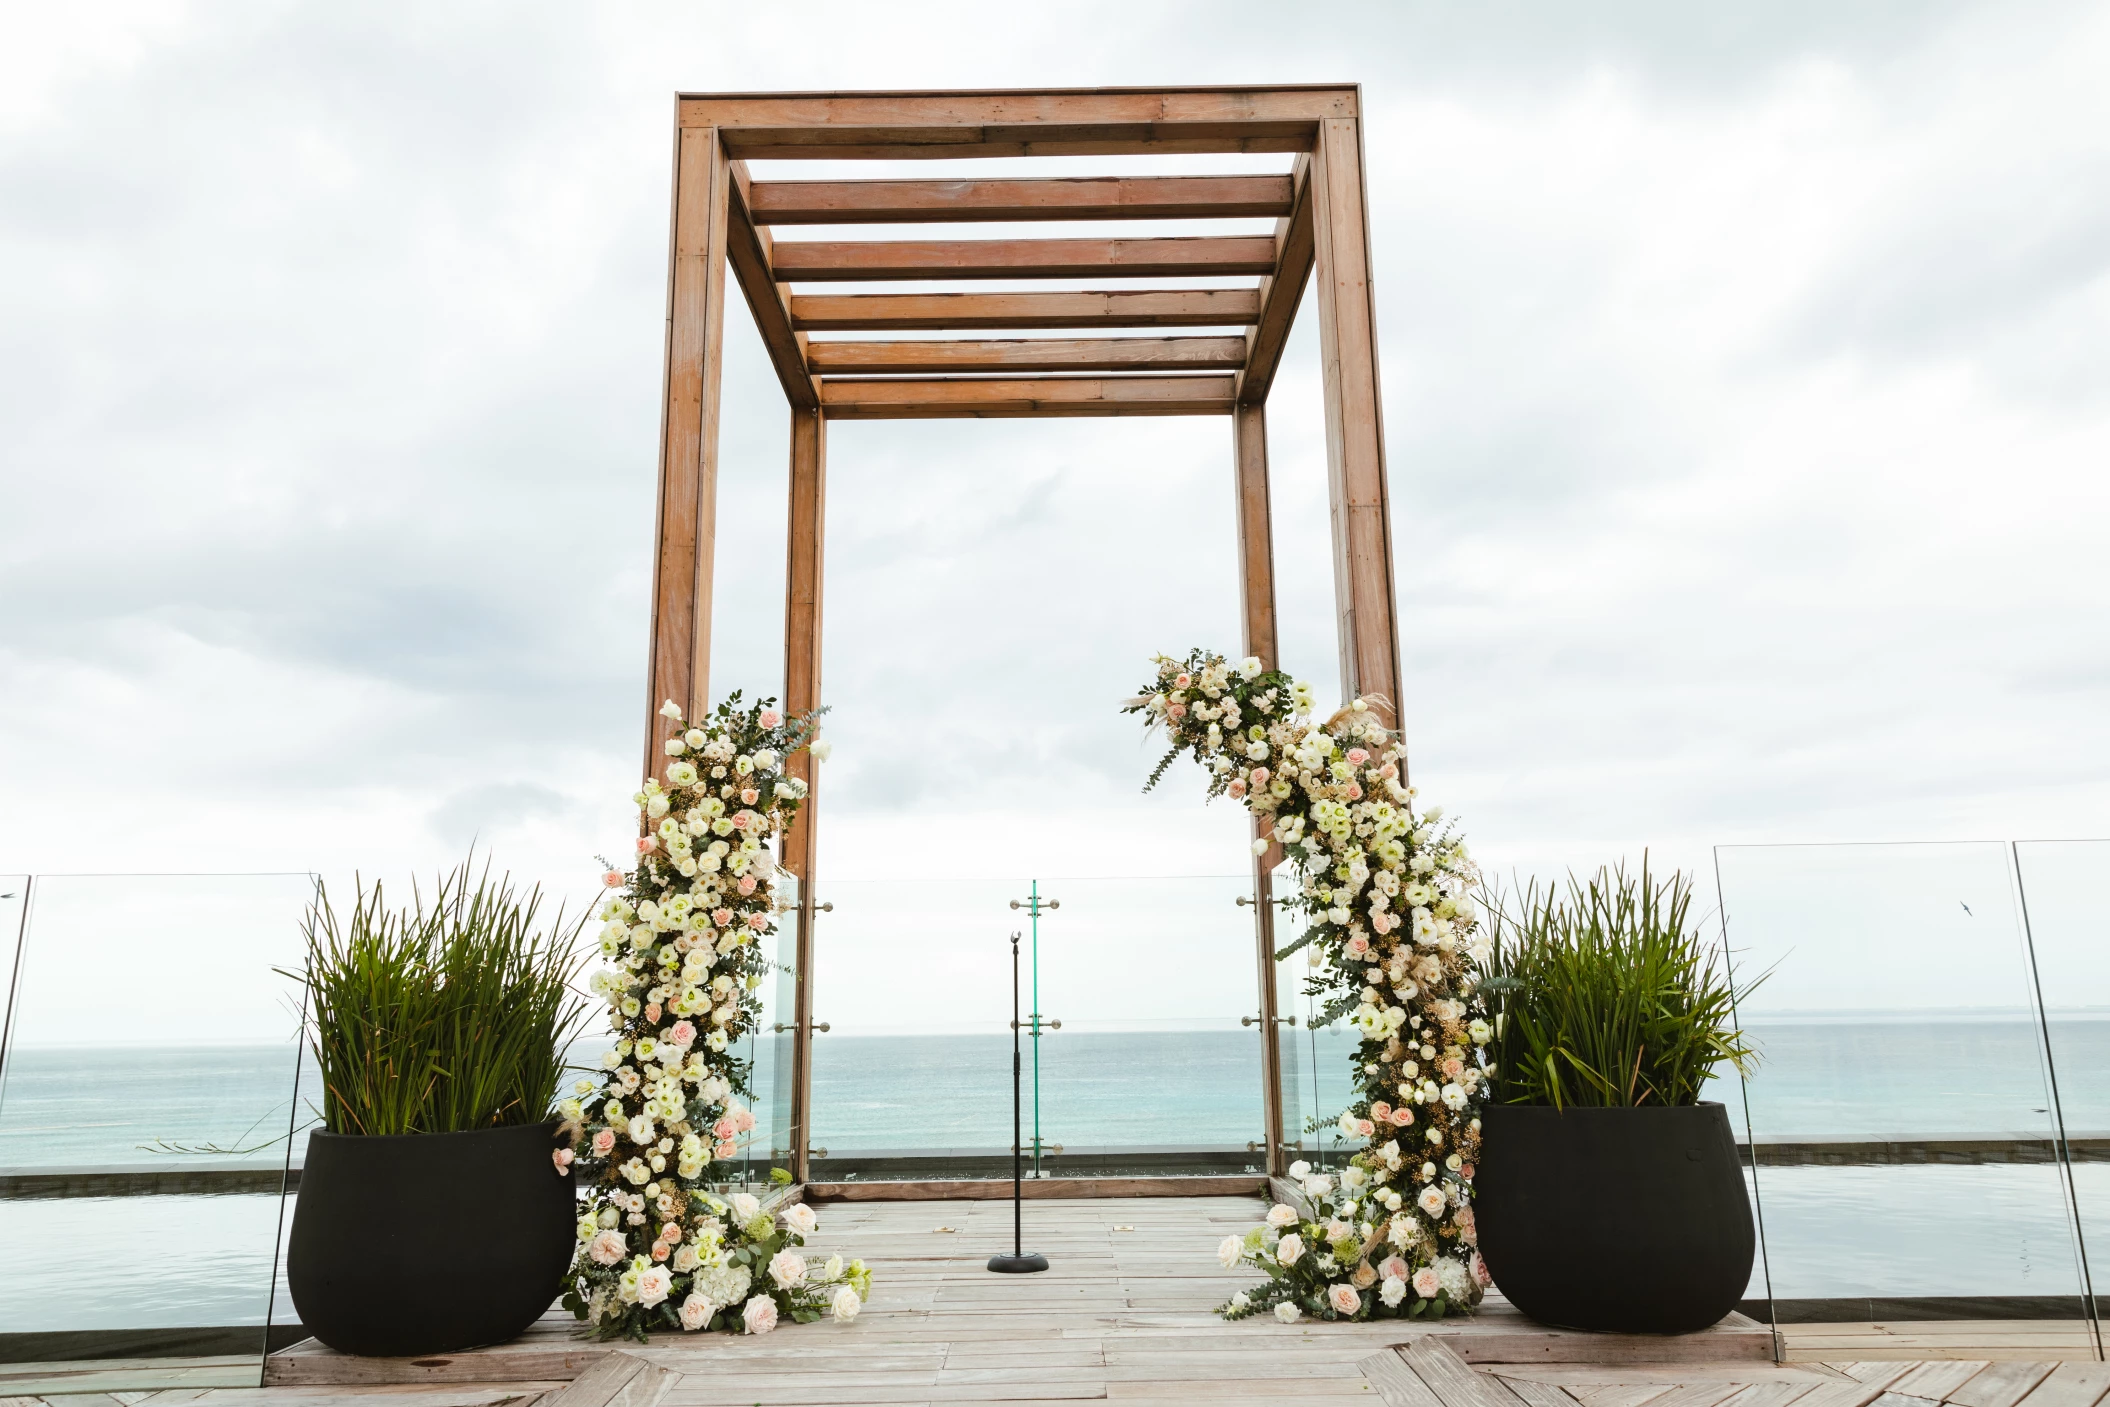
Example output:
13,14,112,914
559,692,869,1339
1127,649,1493,1321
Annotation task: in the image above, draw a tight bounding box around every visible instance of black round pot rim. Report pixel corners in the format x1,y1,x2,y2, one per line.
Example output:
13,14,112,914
306,1117,564,1148
1488,1100,1729,1114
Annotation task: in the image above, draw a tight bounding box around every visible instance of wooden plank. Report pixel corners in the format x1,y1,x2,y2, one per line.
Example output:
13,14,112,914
1233,398,1284,1171
818,375,1236,420
724,161,818,409
1784,1384,1892,1407
807,336,1247,374
644,124,732,773
772,235,1279,281
1887,1367,1994,1402
1434,1328,1778,1366
1948,1364,2057,1407
1497,1380,1586,1407
1573,1390,1676,1407
1403,1339,1535,1407
1308,114,1405,740
2021,1363,2110,1407
679,85,1357,158
749,175,1294,224
1627,1385,1758,1407
792,289,1262,331
1715,1386,1821,1407
782,406,826,1183
805,1175,1266,1201
1358,1350,1448,1407
1836,1370,1921,1390
537,1355,647,1407
1238,153,1315,405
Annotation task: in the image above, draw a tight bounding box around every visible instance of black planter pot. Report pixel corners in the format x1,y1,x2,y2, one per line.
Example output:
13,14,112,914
288,1120,575,1357
1474,1101,1754,1335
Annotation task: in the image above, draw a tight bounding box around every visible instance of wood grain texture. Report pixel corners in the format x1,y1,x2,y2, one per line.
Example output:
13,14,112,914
804,1176,1267,1201
1239,153,1315,405
1361,1349,1449,1407
807,336,1247,374
1886,1365,1994,1402
818,375,1235,419
1498,1379,1587,1407
724,162,818,408
792,289,1262,331
644,125,731,780
1404,1339,1535,1407
1308,115,1405,743
1949,1365,2060,1407
749,175,1293,223
1233,399,1286,1171
2021,1363,2110,1407
771,235,1278,281
781,406,826,1183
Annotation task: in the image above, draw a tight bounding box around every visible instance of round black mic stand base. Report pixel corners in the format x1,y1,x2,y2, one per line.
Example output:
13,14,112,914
987,1252,1050,1274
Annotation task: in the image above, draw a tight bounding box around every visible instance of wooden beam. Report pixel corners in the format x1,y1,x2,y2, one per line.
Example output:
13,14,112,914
1310,115,1407,742
644,126,732,777
678,85,1357,157
791,289,1261,331
781,406,825,1186
747,175,1293,224
819,375,1235,419
807,336,1247,374
1232,401,1287,1178
1238,154,1316,405
724,162,817,409
771,236,1276,281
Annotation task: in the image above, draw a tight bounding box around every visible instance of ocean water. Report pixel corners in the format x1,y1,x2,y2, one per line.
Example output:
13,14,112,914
4,1018,2109,1337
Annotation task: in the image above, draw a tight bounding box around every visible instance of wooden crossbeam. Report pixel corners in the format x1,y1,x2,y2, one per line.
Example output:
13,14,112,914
807,337,1247,374
771,235,1277,282
747,175,1294,224
818,375,1235,419
679,86,1356,159
1238,154,1315,405
724,162,818,409
790,289,1261,331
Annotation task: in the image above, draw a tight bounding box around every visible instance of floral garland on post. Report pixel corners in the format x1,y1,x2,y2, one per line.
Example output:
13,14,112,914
560,692,869,1339
1126,649,1493,1323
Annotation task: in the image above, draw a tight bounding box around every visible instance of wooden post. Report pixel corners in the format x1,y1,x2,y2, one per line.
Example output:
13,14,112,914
782,405,827,1183
643,124,733,778
1233,403,1288,1177
1308,113,1406,752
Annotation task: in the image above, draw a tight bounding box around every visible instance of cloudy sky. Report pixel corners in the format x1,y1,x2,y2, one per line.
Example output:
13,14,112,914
3,2,2107,1028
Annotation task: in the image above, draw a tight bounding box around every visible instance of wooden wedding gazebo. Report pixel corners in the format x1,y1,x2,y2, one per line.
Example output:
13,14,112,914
639,85,1406,1188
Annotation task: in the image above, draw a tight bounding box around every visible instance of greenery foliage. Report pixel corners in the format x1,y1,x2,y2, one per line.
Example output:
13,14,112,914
292,859,592,1136
1479,859,1756,1109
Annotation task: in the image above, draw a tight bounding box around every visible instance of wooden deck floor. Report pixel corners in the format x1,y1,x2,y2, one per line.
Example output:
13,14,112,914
15,1197,2107,1407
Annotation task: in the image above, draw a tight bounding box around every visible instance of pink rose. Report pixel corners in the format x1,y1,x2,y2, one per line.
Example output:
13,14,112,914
1412,1267,1442,1299
714,1117,737,1140
635,836,657,855
1471,1252,1491,1287
1442,1058,1464,1079
732,1105,757,1133
730,811,753,831
667,1021,697,1048
741,788,759,806
651,1241,670,1261
1370,913,1392,935
741,1294,778,1334
737,876,757,895
601,870,625,888
1345,782,1363,800
552,1147,574,1173
1328,1284,1361,1316
1345,935,1370,958
1380,1255,1409,1282
1249,766,1269,786
712,908,733,927
1380,761,1398,780
1461,1163,1476,1180
1355,1118,1376,1138
1166,702,1186,719
592,1128,617,1156
661,1222,683,1243
1347,748,1369,765
588,1229,627,1266
745,912,768,930
1226,780,1246,799
759,709,782,728
715,1138,738,1159
645,1003,661,1023
1370,1100,1392,1122
1174,673,1191,688
1392,1107,1415,1127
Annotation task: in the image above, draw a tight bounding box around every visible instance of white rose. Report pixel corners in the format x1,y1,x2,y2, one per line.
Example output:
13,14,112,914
810,740,832,762
781,1203,819,1235
831,1285,862,1323
1380,1275,1407,1307
636,1264,673,1307
660,699,684,720
729,1192,761,1222
1275,1301,1302,1323
1217,1235,1244,1269
588,1229,628,1265
1275,1233,1304,1265
768,1250,807,1288
1239,656,1263,678
742,1293,779,1334
1417,1185,1448,1217
1265,1203,1298,1228
678,1291,712,1330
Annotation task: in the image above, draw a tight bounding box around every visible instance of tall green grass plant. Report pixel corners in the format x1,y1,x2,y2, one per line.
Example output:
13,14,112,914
1480,859,1756,1108
291,859,592,1136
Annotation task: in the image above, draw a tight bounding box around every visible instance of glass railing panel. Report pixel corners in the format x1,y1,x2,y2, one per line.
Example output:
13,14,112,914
1715,842,2092,1341
2014,839,2110,1340
0,873,312,1391
806,877,1039,1175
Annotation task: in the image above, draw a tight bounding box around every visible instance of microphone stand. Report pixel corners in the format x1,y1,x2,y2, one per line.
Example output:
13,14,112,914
987,929,1048,1274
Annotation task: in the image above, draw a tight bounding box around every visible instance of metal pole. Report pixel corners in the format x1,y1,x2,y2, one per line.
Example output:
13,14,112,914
988,930,1047,1273
1030,880,1042,1178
